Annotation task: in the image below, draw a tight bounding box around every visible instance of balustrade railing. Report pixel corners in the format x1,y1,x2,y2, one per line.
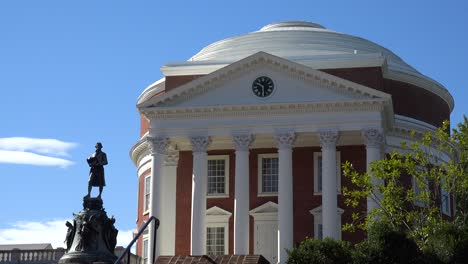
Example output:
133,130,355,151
0,247,142,264
0,249,65,264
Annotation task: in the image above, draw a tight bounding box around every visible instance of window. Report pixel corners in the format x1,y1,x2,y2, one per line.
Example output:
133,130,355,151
206,226,226,255
206,206,231,255
313,152,341,194
441,182,451,215
207,155,229,197
310,206,344,240
142,236,149,264
144,176,151,212
258,154,279,195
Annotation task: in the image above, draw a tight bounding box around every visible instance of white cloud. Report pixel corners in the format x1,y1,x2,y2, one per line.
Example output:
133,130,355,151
0,150,74,168
0,137,77,168
0,219,134,249
0,137,77,157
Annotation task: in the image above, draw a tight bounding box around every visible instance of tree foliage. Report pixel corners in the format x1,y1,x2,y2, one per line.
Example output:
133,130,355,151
342,116,468,261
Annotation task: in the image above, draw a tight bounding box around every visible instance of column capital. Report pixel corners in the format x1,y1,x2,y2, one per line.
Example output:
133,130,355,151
164,144,179,166
275,131,296,150
233,134,254,151
318,130,339,148
147,136,170,155
190,136,211,153
361,128,384,148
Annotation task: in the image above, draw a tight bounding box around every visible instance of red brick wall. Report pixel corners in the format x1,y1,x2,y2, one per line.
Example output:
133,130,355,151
174,151,193,255
165,75,205,92
323,67,450,127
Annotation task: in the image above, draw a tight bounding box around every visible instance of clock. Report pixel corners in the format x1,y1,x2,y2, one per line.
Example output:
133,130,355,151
252,76,274,98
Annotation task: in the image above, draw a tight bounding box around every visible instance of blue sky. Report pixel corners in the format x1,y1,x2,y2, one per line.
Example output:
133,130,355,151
0,0,467,248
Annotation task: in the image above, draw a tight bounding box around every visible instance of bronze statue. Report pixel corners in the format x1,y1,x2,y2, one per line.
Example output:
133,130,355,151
85,142,108,198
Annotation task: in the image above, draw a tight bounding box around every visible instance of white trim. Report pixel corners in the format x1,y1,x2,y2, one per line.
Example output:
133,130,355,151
206,224,229,255
141,100,388,120
206,206,231,255
249,201,278,221
142,234,149,264
144,175,151,213
309,206,344,240
313,151,341,195
257,153,279,196
207,155,230,198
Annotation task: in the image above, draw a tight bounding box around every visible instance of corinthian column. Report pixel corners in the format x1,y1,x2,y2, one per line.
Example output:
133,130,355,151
190,136,211,255
159,144,179,255
275,131,296,264
361,128,384,213
232,134,253,255
318,130,339,239
146,136,169,263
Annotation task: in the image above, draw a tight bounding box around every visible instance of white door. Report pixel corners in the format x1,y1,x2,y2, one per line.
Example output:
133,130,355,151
254,221,278,264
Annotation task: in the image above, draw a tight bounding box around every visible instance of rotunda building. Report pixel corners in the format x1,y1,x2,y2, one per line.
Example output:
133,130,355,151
130,21,453,264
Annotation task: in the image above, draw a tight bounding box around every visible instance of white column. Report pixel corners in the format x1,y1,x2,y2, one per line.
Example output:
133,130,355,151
146,136,169,263
159,144,179,255
275,132,296,264
362,128,384,213
318,130,339,239
190,136,211,255
233,134,253,255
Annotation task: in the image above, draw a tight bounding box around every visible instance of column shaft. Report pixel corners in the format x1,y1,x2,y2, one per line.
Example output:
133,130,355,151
362,128,384,213
233,134,253,255
190,136,211,255
276,132,295,264
147,137,169,263
159,147,179,255
319,130,339,240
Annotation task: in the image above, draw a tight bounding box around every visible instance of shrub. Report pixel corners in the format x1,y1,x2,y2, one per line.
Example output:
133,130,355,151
423,221,468,263
287,238,353,264
352,221,426,264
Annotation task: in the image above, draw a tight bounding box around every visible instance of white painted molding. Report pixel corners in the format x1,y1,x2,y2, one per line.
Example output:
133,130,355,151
142,100,389,120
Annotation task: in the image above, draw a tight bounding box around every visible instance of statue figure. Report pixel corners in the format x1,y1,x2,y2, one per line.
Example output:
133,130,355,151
85,142,108,199
65,221,76,251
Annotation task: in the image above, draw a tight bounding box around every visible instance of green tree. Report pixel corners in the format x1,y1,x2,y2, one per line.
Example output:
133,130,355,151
342,117,468,250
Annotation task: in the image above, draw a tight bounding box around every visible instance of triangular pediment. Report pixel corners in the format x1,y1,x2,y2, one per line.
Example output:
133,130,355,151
206,206,232,217
139,52,391,111
249,201,278,215
206,206,232,223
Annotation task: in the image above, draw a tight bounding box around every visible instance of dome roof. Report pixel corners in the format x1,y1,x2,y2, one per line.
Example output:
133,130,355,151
188,21,453,109
190,21,413,75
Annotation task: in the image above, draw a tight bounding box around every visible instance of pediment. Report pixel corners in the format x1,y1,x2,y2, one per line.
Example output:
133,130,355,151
139,52,391,111
249,201,278,215
309,205,344,215
206,206,232,216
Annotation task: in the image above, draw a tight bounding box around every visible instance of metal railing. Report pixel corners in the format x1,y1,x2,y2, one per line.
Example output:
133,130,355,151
114,216,159,264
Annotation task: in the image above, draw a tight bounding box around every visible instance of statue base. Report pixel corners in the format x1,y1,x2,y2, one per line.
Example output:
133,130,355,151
59,197,118,264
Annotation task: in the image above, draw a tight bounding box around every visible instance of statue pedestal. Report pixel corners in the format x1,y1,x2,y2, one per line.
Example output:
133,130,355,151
59,197,118,264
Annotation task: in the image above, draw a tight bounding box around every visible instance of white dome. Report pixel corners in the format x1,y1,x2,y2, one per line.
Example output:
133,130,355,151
188,21,453,109
191,21,415,75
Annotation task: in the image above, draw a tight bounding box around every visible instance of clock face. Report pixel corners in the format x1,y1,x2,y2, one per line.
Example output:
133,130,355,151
252,76,274,98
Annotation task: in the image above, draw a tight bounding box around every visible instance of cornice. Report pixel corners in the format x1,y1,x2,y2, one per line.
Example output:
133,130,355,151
384,68,454,111
129,137,150,167
141,99,389,120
